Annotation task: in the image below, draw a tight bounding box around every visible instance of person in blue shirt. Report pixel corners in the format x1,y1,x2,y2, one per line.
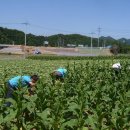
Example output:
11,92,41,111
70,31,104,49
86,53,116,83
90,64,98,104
5,74,39,106
50,68,67,85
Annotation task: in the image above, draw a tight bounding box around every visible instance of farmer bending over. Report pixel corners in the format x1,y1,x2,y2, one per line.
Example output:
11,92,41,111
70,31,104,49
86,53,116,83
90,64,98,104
50,68,67,85
5,74,39,106
112,62,121,75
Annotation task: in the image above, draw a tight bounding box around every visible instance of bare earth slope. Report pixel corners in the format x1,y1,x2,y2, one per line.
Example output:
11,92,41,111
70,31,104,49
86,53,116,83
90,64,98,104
0,45,112,56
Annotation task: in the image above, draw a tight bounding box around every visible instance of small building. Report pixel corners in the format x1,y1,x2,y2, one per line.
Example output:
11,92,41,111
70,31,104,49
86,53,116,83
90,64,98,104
44,41,49,47
78,44,84,47
66,44,76,48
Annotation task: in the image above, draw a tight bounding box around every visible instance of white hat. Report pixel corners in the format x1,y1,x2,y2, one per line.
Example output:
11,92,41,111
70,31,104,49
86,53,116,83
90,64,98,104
112,63,121,69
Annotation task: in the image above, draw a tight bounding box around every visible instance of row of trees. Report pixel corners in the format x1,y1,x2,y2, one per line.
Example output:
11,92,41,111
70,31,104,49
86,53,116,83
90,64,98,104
0,27,130,54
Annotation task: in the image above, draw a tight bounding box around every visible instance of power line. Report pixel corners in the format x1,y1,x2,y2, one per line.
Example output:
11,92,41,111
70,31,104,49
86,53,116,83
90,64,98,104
30,24,90,35
0,22,22,25
1,22,130,38
0,22,90,36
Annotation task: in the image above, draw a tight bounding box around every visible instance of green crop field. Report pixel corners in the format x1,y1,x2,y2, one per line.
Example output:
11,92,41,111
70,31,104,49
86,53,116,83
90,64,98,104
0,57,130,130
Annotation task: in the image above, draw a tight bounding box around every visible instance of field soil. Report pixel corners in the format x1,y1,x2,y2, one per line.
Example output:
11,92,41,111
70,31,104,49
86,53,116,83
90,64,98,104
0,45,112,56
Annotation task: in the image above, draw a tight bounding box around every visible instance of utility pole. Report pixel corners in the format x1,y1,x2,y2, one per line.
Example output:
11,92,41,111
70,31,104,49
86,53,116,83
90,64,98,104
21,22,29,46
97,26,101,47
90,32,95,55
21,22,29,58
61,38,64,47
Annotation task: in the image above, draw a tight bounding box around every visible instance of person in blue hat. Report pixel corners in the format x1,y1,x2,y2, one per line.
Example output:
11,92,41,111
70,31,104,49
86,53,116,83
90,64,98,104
50,68,67,85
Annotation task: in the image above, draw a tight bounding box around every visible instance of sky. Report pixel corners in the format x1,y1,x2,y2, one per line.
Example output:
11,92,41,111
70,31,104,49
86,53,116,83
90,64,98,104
0,0,130,39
